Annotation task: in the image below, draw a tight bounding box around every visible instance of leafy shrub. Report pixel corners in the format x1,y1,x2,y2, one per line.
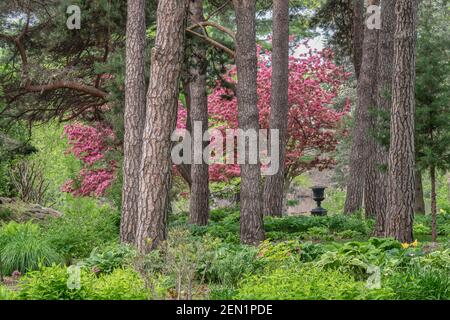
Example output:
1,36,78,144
191,213,240,244
209,207,238,223
337,229,362,239
304,226,333,240
0,222,61,275
326,214,370,234
16,264,96,300
0,285,16,300
236,265,391,300
306,226,329,236
91,268,148,300
313,238,402,280
298,242,327,262
264,216,326,234
203,243,261,287
138,228,219,300
414,223,431,235
208,284,237,300
257,240,302,265
314,250,369,280
264,214,370,238
16,264,149,300
386,266,450,300
44,197,119,261
417,248,450,271
80,243,136,274
414,212,450,237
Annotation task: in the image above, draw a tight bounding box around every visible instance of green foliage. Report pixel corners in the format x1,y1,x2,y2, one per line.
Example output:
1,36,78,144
91,268,148,300
210,178,240,202
16,264,148,300
414,222,431,235
44,197,119,261
208,284,237,300
298,242,327,262
203,243,261,287
313,238,402,280
236,265,391,300
386,266,450,300
0,207,13,220
28,123,81,206
257,240,302,265
417,248,450,271
188,210,240,244
80,243,136,274
0,285,16,300
139,228,219,299
322,187,347,214
0,222,61,275
415,0,450,174
336,229,362,239
264,214,370,240
414,211,450,237
16,264,96,300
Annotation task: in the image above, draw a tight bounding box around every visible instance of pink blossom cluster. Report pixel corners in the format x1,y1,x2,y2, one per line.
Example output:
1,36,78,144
61,123,117,197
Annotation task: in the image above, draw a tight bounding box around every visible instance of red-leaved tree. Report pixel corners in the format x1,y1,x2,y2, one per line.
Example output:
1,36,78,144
61,123,117,197
178,45,350,183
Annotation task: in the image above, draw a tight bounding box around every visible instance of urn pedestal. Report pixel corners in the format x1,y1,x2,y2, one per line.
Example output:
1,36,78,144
311,186,327,216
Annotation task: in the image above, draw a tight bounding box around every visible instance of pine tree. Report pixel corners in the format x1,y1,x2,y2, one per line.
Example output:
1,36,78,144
385,0,418,243
414,0,450,242
121,0,147,244
233,0,265,245
136,0,189,253
262,0,290,217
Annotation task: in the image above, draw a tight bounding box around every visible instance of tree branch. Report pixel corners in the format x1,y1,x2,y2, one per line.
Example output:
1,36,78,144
24,81,108,99
187,21,235,40
186,29,235,58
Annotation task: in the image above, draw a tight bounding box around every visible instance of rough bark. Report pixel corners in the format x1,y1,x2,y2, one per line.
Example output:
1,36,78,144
136,0,189,253
413,169,425,215
374,0,396,236
352,0,365,79
345,0,379,215
120,0,147,244
430,166,437,242
262,0,289,217
385,0,418,243
233,0,265,245
188,0,210,226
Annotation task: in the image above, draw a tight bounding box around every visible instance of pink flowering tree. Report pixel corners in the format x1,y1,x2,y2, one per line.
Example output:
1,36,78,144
61,123,117,197
177,44,351,183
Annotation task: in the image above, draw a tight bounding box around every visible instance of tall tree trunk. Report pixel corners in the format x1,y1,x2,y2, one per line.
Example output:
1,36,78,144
136,0,188,253
414,169,425,215
233,0,265,245
262,0,289,217
352,0,365,79
374,0,396,235
345,0,379,215
385,0,418,243
121,0,146,244
430,165,437,242
188,0,210,226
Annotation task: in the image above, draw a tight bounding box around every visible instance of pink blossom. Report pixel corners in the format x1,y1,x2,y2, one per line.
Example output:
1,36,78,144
62,123,117,197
